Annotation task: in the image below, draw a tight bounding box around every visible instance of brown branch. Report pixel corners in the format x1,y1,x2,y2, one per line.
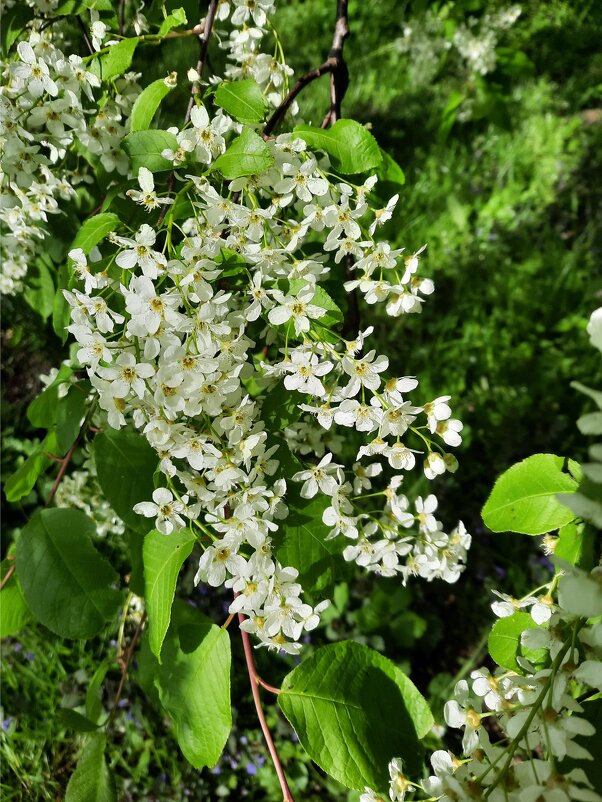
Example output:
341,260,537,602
264,0,349,137
118,0,126,36
325,0,350,125
157,0,219,227
237,612,294,802
45,439,78,506
264,61,334,137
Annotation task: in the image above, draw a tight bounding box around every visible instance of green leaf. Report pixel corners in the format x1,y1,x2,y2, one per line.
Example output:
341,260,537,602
1,6,34,54
214,79,268,124
558,572,602,618
212,129,274,179
121,129,178,173
15,509,123,639
143,528,196,661
293,119,382,174
262,380,303,430
3,431,58,502
275,496,345,594
278,640,433,791
55,384,88,453
555,521,595,568
86,659,112,723
55,0,113,13
93,428,158,531
488,612,546,674
482,454,578,534
88,37,139,82
288,279,343,335
158,7,187,36
376,148,405,187
59,708,100,733
65,734,116,802
130,78,175,132
0,562,31,638
27,364,73,429
24,261,55,321
71,213,120,255
153,607,231,768
53,262,71,342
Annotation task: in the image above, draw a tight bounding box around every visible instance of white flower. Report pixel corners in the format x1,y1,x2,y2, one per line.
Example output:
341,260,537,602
341,350,389,396
268,285,326,335
115,224,168,278
126,167,174,212
133,488,186,535
283,351,333,396
293,453,340,499
14,42,58,98
388,758,411,802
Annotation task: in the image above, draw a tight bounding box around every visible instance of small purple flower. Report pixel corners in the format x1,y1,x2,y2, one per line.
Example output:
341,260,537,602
25,651,35,662
3,717,14,732
246,762,257,775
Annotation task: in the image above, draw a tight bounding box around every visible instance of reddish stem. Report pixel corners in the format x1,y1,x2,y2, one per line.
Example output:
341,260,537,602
45,440,78,506
237,613,294,802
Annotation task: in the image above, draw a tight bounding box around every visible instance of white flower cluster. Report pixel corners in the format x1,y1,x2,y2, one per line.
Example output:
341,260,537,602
362,559,602,802
22,0,468,654
453,5,522,77
395,4,522,88
215,0,295,110
0,9,140,294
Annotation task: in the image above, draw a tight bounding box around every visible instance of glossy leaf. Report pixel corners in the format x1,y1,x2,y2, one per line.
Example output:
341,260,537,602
293,119,382,174
143,527,196,661
153,607,232,769
212,129,274,179
70,213,120,255
482,454,578,534
275,496,345,593
93,428,157,531
488,612,545,673
130,78,175,132
278,640,433,791
158,7,187,36
15,509,122,639
121,129,178,173
214,79,267,124
88,37,139,82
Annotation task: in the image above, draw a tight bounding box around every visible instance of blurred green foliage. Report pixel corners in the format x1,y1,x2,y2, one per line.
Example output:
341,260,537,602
2,0,601,799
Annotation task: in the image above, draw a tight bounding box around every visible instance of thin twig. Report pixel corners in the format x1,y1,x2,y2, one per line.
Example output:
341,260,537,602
45,439,78,506
109,612,147,724
118,0,126,36
264,61,334,137
76,16,94,56
238,613,294,802
185,0,220,122
256,675,281,695
0,564,16,591
157,0,219,227
264,0,349,137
